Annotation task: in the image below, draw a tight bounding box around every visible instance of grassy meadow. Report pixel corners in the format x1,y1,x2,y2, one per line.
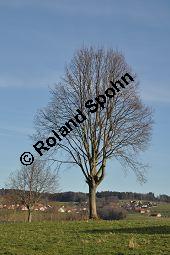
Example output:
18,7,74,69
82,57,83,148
0,218,169,255
0,202,169,254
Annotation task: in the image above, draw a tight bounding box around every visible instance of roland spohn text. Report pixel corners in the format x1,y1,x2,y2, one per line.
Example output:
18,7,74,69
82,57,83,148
33,72,134,157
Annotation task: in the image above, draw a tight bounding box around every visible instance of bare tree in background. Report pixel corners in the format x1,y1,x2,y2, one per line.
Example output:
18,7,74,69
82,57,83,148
34,47,153,219
8,159,59,222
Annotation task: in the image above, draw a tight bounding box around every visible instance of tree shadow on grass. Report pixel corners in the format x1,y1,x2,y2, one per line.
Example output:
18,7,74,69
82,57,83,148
83,225,170,235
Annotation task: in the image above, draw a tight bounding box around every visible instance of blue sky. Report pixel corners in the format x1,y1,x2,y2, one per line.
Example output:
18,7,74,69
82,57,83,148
0,0,170,195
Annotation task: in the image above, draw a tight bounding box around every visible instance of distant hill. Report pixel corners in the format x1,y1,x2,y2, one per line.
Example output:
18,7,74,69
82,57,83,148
0,188,169,203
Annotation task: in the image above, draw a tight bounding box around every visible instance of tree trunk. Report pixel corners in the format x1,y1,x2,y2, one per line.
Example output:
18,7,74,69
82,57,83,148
27,209,32,222
88,183,98,219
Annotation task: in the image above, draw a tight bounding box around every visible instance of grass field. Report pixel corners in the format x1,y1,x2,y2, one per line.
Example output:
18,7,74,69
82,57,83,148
0,218,169,255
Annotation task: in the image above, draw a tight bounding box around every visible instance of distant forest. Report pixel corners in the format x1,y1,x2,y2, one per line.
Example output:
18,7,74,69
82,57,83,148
0,189,169,203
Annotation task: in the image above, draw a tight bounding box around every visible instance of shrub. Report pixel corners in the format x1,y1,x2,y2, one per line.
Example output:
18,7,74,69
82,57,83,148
98,206,127,220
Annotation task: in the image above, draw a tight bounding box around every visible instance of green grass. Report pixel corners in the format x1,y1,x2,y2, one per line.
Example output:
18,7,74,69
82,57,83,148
0,218,169,255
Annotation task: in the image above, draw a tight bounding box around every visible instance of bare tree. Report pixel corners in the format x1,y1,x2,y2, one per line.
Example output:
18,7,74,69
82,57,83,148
8,159,59,222
33,47,153,219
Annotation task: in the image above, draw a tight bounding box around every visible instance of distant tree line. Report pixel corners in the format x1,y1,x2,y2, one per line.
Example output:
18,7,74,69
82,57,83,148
96,191,170,203
0,189,169,203
48,191,87,203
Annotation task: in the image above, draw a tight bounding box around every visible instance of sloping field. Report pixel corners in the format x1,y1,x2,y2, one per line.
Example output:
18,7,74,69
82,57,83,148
0,218,169,255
